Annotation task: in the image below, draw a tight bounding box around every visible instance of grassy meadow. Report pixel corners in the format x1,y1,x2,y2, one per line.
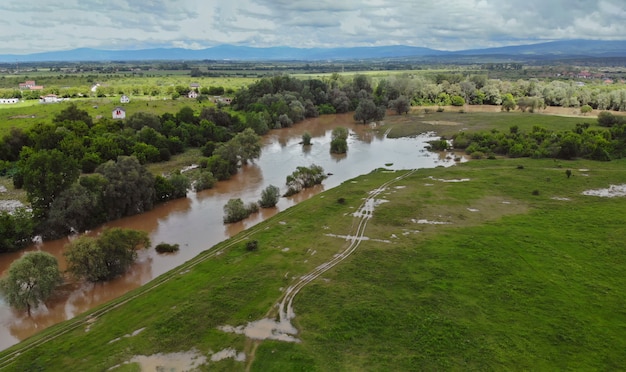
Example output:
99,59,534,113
1,154,625,371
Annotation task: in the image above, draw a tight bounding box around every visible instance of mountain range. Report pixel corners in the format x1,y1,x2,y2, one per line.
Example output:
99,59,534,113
1,40,625,63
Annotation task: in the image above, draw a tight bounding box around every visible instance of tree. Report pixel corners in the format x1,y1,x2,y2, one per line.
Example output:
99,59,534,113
96,156,155,220
580,104,593,115
125,112,161,131
354,99,385,124
259,185,280,208
301,132,312,146
53,103,93,127
501,94,516,112
0,251,62,315
42,183,104,239
450,95,466,106
18,148,80,220
388,95,410,115
330,127,348,154
0,208,34,253
64,228,150,282
285,164,327,196
223,198,256,223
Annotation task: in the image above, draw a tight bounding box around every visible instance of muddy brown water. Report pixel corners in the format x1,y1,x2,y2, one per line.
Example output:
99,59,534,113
0,113,460,350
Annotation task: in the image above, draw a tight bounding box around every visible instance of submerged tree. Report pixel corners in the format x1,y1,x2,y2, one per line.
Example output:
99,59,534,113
64,228,151,282
330,127,349,154
259,185,281,208
284,164,327,196
223,198,258,223
0,251,62,316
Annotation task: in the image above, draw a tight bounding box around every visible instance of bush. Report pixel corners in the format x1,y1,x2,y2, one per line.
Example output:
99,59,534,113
427,139,449,151
451,95,465,106
301,132,312,146
259,185,280,208
470,151,485,159
580,105,593,114
155,243,180,253
223,198,259,223
223,198,248,223
194,171,217,191
246,240,259,251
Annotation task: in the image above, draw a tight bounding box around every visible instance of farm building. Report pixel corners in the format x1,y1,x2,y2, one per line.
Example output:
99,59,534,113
112,107,126,119
120,95,130,103
40,94,60,103
188,90,199,99
0,98,19,104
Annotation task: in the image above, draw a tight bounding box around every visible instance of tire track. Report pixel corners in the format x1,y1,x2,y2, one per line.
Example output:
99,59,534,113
276,169,416,327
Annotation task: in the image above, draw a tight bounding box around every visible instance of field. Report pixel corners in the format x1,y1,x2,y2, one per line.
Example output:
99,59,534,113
1,153,625,370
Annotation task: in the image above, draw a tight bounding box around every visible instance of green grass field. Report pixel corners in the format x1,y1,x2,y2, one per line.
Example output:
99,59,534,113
1,156,625,371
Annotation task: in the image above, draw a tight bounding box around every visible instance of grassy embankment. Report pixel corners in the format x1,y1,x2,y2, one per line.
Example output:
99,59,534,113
0,136,625,370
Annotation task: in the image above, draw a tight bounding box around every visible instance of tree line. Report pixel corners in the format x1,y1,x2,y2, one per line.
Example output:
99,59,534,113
0,103,263,250
433,112,626,161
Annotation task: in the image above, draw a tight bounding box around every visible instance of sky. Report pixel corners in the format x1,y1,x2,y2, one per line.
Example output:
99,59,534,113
0,0,624,55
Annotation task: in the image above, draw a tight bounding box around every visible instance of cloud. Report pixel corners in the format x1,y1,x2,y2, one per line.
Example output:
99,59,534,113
0,0,624,54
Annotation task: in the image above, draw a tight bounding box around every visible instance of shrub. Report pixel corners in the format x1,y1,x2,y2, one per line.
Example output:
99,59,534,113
194,171,217,191
580,105,593,115
246,240,259,251
155,243,180,253
223,198,249,223
259,185,280,208
470,151,485,159
532,190,540,195
301,132,312,146
427,139,449,151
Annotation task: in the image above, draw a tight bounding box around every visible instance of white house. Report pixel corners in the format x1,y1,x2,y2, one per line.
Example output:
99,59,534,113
0,98,19,104
112,107,126,119
120,95,130,103
188,90,199,99
40,94,60,103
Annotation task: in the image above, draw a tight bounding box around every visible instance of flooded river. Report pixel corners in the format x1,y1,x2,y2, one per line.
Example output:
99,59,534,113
0,113,459,350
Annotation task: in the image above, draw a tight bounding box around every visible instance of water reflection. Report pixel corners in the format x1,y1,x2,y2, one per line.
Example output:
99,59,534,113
0,113,459,350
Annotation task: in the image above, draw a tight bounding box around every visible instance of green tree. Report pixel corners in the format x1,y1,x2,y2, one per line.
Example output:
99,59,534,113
43,183,104,239
223,198,253,223
580,105,593,115
0,251,62,315
301,132,312,146
285,164,327,196
18,148,80,220
0,208,34,253
388,95,411,115
354,99,385,124
96,156,155,220
64,228,150,282
330,127,349,154
501,94,516,112
125,112,161,131
450,95,466,106
259,185,280,208
53,103,93,127
194,170,217,191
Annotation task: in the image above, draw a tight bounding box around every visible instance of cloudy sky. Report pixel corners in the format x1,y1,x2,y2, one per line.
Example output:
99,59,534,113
1,0,624,54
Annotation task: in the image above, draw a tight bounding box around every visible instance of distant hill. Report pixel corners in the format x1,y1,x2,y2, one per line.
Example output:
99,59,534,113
0,40,625,62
